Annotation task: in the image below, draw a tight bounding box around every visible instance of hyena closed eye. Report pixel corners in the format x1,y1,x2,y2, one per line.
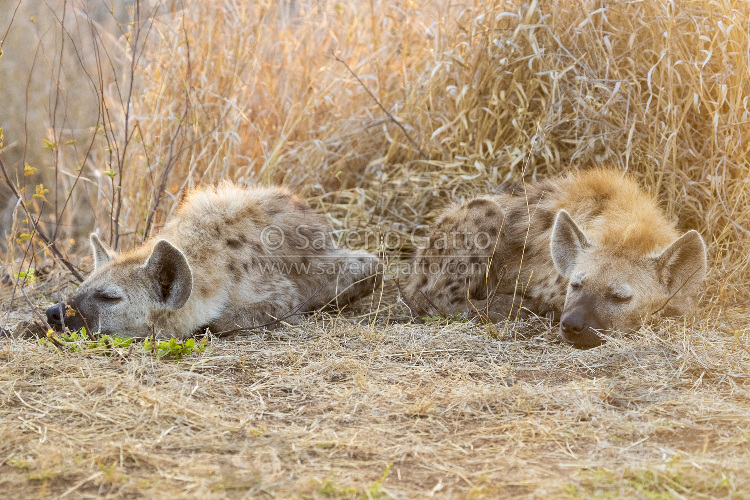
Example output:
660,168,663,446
46,183,382,338
402,168,707,348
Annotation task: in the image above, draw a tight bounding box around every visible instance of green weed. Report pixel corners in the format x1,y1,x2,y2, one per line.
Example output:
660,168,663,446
40,328,134,354
364,463,392,500
40,328,208,360
143,336,209,360
564,465,734,499
318,480,357,497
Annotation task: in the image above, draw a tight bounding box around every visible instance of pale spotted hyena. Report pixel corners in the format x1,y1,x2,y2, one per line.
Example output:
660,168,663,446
46,183,382,338
402,168,707,347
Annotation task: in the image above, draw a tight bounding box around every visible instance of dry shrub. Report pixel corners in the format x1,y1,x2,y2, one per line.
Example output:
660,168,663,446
15,0,740,300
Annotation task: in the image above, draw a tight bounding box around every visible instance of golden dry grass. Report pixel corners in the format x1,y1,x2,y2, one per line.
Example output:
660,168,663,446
2,0,750,498
2,276,750,498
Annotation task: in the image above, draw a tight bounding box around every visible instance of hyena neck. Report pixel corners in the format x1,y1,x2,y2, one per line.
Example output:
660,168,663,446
147,291,224,339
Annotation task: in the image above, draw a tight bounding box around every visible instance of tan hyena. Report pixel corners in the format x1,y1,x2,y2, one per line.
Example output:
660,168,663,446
46,183,381,338
402,168,707,347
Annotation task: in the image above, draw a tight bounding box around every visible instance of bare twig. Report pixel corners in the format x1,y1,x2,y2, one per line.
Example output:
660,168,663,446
333,54,427,160
0,0,23,56
651,265,705,316
3,205,44,331
20,287,52,331
43,4,104,236
0,156,84,282
142,16,193,241
113,0,142,250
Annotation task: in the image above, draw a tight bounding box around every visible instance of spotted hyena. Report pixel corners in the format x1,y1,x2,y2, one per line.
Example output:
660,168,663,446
402,168,707,347
46,183,381,338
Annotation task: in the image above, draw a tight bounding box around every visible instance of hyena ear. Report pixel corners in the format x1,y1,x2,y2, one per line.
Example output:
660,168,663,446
655,230,707,296
90,233,115,269
550,210,590,278
144,240,193,310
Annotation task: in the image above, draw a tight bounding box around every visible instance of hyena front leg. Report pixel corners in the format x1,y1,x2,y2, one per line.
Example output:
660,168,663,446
402,276,545,323
209,285,307,334
401,259,497,319
458,293,544,322
315,250,383,308
402,195,509,319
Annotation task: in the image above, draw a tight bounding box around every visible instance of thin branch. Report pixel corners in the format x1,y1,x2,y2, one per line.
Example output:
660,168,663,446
141,110,229,240
0,0,23,55
3,205,44,331
333,54,427,160
113,0,142,250
142,17,193,241
42,3,105,238
20,287,52,331
0,156,84,282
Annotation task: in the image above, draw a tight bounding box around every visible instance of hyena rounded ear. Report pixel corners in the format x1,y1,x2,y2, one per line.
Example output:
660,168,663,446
550,210,590,278
656,230,707,296
144,240,193,310
90,233,115,269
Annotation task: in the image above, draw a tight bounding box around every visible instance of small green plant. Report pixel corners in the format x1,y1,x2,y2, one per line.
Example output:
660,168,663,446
40,328,134,354
40,328,208,360
7,457,32,470
318,480,357,497
563,465,733,499
364,463,392,500
14,267,36,283
422,312,468,326
143,336,208,360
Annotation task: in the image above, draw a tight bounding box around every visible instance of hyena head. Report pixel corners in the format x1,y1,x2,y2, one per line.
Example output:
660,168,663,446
45,234,193,337
550,210,706,348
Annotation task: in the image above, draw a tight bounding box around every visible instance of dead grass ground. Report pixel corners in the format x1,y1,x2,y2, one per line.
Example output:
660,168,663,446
2,281,750,498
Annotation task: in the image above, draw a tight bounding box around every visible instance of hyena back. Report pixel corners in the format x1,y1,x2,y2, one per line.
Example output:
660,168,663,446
402,168,707,347
46,183,381,338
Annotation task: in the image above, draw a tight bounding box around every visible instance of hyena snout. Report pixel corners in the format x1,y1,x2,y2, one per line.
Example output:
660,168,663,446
45,301,84,331
46,303,64,329
559,307,605,348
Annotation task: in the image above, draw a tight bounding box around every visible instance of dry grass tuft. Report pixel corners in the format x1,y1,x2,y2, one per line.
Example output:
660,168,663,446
2,0,750,497
1,306,749,498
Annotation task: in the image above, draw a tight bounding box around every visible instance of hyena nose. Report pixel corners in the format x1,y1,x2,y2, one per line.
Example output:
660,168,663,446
45,303,64,327
560,311,585,335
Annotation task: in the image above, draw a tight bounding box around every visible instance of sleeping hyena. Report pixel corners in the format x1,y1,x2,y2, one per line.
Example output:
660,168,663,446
402,168,707,347
46,182,381,338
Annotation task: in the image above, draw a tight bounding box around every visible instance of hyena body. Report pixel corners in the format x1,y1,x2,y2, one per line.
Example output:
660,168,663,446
46,183,381,338
403,169,707,347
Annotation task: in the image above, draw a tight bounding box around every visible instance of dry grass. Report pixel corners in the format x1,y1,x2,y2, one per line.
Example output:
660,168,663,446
2,284,750,498
3,0,750,497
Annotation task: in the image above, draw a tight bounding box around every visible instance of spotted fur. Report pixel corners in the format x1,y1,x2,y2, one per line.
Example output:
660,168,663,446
402,168,707,347
46,182,382,338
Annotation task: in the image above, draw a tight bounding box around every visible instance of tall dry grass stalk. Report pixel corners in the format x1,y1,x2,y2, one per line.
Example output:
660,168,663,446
2,0,750,306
